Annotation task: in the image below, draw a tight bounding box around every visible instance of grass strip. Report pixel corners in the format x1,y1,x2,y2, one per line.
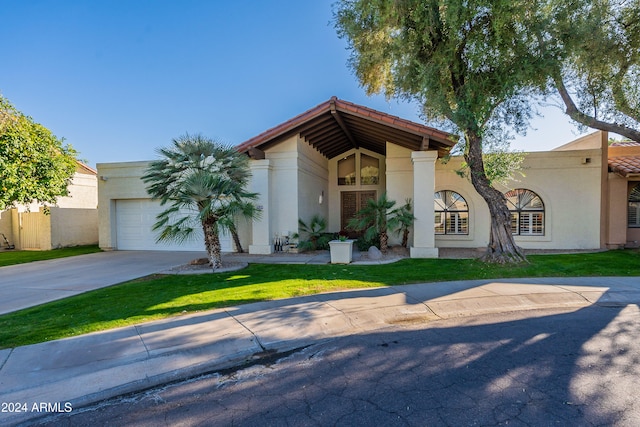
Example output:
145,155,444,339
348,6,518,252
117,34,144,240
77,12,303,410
0,250,638,348
0,245,102,267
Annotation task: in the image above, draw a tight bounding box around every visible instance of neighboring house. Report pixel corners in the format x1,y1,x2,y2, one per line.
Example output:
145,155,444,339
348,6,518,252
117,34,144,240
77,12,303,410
606,141,640,248
0,162,99,250
96,97,637,256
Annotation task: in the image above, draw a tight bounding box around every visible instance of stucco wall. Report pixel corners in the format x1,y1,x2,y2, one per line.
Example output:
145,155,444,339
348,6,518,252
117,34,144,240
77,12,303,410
57,171,98,209
97,161,150,250
264,136,300,239
50,207,98,248
296,136,329,233
0,168,98,250
553,131,606,151
50,170,99,248
435,149,604,250
606,173,629,247
385,143,414,246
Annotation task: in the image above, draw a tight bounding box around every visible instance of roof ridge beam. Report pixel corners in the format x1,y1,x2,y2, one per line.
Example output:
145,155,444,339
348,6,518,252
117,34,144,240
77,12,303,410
330,98,359,150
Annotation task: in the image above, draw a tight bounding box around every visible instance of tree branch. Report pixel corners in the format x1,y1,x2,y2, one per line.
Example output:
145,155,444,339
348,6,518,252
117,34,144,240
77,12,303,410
554,75,640,142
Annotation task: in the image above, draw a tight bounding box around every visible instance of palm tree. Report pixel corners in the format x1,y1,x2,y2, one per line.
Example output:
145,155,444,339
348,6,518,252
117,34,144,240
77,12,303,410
391,199,415,248
217,200,257,253
347,192,403,253
293,215,330,250
142,134,258,269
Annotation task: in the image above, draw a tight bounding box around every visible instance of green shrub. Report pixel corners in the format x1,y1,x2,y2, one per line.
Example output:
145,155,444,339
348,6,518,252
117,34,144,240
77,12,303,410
294,215,335,250
356,233,380,251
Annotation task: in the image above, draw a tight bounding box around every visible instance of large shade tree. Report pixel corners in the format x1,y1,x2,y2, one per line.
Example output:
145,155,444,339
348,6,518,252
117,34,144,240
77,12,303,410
142,134,258,269
0,94,77,210
545,0,640,141
335,0,553,262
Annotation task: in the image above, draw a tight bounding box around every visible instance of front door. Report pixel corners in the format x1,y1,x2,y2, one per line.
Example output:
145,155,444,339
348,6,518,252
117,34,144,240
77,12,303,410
341,191,376,234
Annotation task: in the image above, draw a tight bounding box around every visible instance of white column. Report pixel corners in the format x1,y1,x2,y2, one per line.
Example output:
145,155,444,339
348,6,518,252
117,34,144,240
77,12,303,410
410,151,439,258
249,159,273,254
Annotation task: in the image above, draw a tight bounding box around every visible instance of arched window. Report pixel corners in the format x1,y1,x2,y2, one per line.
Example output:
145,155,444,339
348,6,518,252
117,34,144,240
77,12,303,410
628,183,640,227
434,190,469,235
505,189,544,235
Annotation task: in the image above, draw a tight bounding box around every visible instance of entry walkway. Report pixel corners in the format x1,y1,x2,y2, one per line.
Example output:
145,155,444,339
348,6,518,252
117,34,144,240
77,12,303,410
1,267,639,425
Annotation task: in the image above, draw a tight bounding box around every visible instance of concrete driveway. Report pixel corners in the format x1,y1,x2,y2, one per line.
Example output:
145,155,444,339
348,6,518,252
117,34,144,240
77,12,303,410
0,251,206,315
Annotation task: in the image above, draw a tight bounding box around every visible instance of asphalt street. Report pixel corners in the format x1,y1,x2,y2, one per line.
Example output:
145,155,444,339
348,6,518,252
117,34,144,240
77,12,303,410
35,304,640,426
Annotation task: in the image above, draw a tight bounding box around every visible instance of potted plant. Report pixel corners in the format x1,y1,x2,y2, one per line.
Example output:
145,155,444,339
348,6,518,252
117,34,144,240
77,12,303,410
329,230,354,264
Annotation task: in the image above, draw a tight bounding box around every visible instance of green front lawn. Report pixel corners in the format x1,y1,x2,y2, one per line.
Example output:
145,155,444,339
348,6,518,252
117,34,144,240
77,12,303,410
0,249,638,349
0,245,102,267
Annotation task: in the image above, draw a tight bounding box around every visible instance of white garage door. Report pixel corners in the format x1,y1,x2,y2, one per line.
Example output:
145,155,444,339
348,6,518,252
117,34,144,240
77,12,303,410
115,199,232,252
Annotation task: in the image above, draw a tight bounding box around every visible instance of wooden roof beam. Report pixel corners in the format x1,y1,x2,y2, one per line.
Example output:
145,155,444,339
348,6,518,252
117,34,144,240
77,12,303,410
248,147,266,160
420,136,430,151
330,98,359,150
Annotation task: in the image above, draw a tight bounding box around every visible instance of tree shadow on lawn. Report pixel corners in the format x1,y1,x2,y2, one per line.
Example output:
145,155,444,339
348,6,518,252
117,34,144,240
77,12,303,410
1,257,638,348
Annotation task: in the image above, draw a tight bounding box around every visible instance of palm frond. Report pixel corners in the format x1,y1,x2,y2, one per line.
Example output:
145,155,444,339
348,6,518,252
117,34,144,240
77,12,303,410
141,133,258,252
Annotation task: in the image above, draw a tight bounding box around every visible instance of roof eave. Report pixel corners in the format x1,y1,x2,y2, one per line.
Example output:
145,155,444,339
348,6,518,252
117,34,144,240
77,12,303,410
236,97,457,157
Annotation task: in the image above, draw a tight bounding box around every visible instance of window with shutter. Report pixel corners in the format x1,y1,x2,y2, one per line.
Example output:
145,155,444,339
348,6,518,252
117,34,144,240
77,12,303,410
434,190,469,235
628,184,640,228
505,189,544,236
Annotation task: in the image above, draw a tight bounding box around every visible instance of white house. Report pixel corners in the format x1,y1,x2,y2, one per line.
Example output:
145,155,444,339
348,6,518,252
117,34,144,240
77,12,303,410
97,97,637,256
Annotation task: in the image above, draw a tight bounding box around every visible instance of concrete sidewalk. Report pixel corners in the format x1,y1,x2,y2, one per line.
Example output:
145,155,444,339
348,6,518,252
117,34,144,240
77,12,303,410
1,276,639,426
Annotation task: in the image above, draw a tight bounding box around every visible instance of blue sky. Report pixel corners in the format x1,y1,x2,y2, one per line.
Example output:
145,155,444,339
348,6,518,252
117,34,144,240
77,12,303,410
1,0,587,167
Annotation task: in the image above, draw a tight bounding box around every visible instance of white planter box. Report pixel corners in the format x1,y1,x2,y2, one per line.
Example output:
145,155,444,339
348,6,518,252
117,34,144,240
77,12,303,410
329,240,354,264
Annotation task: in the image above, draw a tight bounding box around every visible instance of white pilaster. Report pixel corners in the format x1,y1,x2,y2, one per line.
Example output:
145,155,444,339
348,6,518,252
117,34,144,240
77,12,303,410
249,159,274,254
410,151,439,258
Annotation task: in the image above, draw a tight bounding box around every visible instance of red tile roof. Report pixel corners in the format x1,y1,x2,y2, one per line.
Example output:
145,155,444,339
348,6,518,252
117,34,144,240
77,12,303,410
76,160,97,175
609,156,640,176
610,141,640,147
236,97,456,159
608,141,640,176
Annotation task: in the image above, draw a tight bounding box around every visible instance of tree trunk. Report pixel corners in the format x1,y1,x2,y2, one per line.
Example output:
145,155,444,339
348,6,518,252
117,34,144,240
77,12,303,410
401,229,409,248
202,218,223,269
465,131,527,263
230,226,244,253
380,231,389,253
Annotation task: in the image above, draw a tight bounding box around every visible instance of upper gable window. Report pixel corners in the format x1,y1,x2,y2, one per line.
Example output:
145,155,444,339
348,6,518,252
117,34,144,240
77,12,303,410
505,189,544,235
337,154,356,185
360,154,379,185
337,153,380,186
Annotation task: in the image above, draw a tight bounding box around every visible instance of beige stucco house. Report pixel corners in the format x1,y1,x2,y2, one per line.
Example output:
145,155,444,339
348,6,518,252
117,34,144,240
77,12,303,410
606,140,640,247
96,98,638,256
0,162,99,250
